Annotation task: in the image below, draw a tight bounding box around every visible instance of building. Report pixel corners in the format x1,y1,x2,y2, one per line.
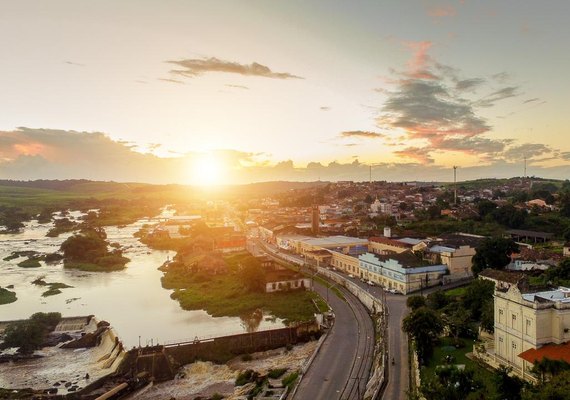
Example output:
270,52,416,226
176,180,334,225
311,205,320,235
275,234,369,256
330,251,360,275
358,252,447,294
478,282,570,381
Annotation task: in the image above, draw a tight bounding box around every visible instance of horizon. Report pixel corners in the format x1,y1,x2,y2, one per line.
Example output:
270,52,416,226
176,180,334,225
1,1,569,184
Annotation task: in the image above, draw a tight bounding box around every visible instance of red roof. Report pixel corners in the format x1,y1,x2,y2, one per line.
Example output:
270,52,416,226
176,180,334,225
519,341,570,364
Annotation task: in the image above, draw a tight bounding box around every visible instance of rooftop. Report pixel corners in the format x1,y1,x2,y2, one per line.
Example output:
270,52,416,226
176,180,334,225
519,341,570,364
522,287,570,304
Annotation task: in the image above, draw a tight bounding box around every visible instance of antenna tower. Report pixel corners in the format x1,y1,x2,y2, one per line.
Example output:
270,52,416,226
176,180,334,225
453,166,458,205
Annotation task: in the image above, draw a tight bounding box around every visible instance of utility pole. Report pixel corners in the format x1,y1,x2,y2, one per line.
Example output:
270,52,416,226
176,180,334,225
453,166,458,205
524,156,527,179
369,165,372,185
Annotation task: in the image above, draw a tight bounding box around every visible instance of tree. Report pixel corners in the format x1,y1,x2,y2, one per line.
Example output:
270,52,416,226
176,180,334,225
462,279,495,321
472,237,519,275
493,366,524,400
240,262,266,293
480,299,495,333
444,307,474,340
403,307,444,364
427,290,450,310
523,370,570,400
1,312,61,354
544,258,570,284
477,199,498,219
420,366,484,400
407,295,427,311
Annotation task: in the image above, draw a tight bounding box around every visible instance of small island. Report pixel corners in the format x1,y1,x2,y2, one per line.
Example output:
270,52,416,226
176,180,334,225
61,227,129,272
0,287,17,305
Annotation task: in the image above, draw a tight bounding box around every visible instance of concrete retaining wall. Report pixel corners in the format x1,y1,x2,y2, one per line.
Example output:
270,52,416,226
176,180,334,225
316,268,388,400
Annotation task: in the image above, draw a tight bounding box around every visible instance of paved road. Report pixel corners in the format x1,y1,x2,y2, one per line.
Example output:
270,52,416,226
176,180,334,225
253,239,408,399
335,274,410,400
294,283,374,400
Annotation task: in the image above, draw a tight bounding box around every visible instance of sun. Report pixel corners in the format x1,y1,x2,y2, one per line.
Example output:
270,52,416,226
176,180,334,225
190,154,223,186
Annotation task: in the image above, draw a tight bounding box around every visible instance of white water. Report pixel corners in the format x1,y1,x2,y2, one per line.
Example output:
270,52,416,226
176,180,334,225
0,209,284,349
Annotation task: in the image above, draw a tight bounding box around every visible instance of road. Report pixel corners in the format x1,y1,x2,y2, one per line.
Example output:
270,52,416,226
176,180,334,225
334,273,409,400
294,282,374,400
252,239,409,399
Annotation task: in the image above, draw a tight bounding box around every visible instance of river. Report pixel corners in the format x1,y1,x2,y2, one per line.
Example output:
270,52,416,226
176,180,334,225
0,209,283,348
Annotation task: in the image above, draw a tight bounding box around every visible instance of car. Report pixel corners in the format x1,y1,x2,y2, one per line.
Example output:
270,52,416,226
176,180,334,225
387,288,398,294
367,280,375,286
348,274,355,278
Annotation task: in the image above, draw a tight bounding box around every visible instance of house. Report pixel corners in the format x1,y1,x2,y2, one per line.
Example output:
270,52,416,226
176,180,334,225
564,243,570,257
265,270,312,293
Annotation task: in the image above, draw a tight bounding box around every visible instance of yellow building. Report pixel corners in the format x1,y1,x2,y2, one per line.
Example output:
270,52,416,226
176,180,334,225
485,283,570,381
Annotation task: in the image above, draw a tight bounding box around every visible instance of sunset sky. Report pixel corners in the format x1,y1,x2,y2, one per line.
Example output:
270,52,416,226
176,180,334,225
1,1,569,185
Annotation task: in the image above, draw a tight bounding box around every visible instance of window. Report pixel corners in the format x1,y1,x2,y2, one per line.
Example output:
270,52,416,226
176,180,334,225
512,314,517,329
526,319,532,335
512,342,517,349
499,337,503,343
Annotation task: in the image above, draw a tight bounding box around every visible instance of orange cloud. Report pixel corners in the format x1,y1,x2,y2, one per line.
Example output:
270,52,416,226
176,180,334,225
403,41,437,79
428,5,457,18
13,142,45,156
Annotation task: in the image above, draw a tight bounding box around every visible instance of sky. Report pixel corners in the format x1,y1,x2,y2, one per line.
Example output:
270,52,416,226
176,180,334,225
0,0,569,185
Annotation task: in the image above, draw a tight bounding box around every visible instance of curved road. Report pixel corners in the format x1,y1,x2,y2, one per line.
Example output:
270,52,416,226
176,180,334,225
252,239,404,399
294,282,374,400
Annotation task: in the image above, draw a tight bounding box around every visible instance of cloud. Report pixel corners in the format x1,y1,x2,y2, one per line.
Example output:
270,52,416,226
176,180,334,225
340,130,385,139
427,5,457,18
225,84,249,90
475,86,520,107
491,72,510,83
320,106,331,111
523,97,540,104
503,143,551,161
64,61,85,67
403,41,438,79
393,147,434,164
455,78,485,92
159,78,185,85
167,57,303,80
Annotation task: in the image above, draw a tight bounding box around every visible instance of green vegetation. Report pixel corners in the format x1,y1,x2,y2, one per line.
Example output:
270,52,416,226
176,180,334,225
162,252,322,324
61,228,129,272
281,371,299,388
32,278,73,297
267,368,288,379
235,369,258,386
472,237,519,275
0,312,62,354
17,258,42,268
46,217,77,237
0,287,17,305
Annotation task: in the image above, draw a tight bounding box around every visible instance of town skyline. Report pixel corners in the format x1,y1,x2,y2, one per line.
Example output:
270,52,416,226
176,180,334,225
1,1,569,185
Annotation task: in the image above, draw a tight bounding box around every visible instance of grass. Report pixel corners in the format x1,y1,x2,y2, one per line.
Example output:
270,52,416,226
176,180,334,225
169,275,323,324
64,261,127,272
312,275,345,301
42,283,73,297
0,287,17,305
421,336,497,397
282,371,299,388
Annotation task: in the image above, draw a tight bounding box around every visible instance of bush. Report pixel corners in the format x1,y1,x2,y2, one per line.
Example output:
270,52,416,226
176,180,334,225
268,368,288,379
2,312,61,354
235,369,257,386
282,371,299,388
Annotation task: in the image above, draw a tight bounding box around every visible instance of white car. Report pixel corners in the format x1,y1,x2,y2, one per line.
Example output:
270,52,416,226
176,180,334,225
348,274,355,278
367,280,375,286
387,288,397,294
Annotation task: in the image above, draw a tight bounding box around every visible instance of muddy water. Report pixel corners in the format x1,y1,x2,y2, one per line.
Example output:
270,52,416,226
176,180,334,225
0,210,284,349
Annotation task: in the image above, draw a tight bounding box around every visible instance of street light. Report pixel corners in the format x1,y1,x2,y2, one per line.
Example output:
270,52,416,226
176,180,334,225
327,281,341,303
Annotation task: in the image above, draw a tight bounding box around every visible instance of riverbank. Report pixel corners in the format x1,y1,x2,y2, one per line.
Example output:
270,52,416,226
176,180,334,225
136,341,318,400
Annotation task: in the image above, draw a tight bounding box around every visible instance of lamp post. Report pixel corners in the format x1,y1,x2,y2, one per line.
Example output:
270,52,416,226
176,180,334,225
327,281,341,303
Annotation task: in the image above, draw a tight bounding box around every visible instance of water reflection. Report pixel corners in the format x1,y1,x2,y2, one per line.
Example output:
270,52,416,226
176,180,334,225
0,210,284,347
240,308,264,333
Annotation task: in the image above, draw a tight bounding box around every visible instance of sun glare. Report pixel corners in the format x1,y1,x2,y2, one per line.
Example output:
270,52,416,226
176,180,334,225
190,154,223,186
